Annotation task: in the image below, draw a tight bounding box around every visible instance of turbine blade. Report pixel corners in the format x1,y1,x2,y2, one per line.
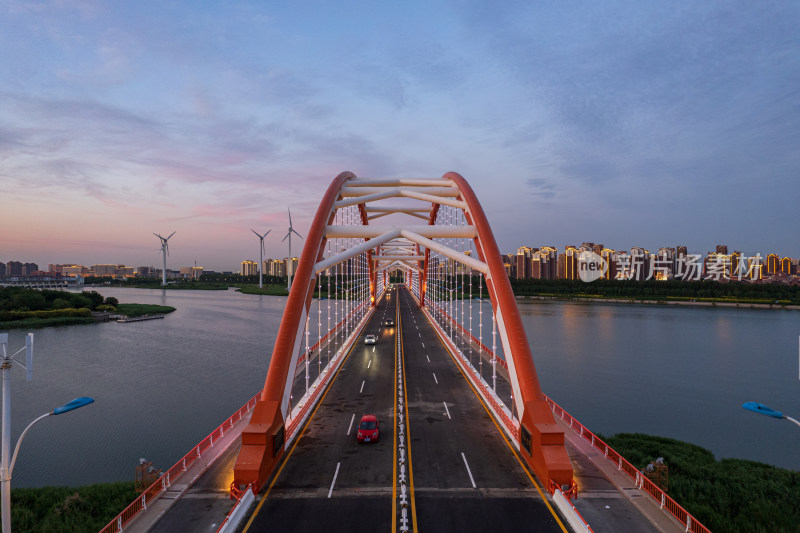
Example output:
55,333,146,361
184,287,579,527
251,229,260,237
167,231,176,240
288,207,293,227
292,229,303,239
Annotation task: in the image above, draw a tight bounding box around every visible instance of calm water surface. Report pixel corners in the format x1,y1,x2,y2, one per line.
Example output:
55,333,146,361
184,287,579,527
2,289,798,488
520,299,800,472
4,288,283,488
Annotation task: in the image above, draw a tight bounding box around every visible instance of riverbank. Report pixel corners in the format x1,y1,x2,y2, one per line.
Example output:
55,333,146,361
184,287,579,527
10,481,137,532
0,299,175,329
602,433,800,532
517,294,800,310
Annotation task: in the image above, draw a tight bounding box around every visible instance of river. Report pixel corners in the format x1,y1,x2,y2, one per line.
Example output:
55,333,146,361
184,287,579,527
1,288,797,488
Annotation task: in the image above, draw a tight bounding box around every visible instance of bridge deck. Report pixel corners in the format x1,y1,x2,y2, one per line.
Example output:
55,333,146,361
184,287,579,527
241,286,564,532
140,286,683,533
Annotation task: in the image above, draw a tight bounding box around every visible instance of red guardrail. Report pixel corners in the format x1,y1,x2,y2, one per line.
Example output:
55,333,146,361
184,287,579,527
99,392,262,533
543,395,712,533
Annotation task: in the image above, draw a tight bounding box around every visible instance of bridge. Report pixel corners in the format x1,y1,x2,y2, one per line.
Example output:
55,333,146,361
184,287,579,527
102,172,709,532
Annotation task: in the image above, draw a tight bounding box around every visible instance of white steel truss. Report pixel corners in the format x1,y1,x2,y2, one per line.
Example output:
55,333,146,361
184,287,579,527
316,178,488,276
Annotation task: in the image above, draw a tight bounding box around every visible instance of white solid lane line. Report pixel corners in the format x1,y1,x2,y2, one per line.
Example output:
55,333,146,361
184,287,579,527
432,373,438,384
347,413,355,435
328,462,341,498
443,402,451,419
461,453,476,488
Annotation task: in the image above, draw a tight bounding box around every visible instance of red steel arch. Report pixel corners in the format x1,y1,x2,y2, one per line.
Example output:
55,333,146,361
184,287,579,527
233,171,572,492
444,171,571,486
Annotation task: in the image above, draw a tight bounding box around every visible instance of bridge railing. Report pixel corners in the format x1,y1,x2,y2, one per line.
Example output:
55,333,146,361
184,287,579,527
99,391,261,533
543,395,711,533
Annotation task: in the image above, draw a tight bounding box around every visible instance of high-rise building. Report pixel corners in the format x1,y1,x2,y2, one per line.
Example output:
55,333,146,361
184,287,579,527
62,265,88,277
781,257,792,275
531,247,557,279
0,263,5,277
558,246,579,280
766,254,779,275
600,248,617,280
653,248,676,280
6,261,23,277
267,259,286,277
92,264,119,277
285,257,299,278
241,260,258,276
628,247,651,280
514,247,535,280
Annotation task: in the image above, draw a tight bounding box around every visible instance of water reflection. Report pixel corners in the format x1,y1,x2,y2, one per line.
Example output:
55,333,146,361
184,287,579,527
518,299,800,471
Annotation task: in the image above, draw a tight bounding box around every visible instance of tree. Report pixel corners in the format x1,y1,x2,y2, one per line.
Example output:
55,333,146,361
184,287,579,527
69,294,92,309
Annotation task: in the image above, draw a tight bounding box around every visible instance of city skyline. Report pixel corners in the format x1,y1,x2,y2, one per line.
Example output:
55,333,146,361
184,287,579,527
3,237,798,279
2,2,799,271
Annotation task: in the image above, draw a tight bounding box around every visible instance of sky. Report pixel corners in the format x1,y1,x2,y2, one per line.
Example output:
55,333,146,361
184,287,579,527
1,1,798,272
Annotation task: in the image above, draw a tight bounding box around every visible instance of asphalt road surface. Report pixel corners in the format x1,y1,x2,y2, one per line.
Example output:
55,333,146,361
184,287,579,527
241,286,566,532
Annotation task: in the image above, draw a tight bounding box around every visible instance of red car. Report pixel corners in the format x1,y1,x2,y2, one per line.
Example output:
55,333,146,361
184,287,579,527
356,415,380,443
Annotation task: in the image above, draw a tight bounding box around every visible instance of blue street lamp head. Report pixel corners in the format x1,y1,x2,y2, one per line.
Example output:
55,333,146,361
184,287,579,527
53,397,95,416
742,401,784,419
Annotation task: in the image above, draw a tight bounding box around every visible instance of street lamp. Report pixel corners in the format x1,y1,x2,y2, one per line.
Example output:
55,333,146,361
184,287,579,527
1,397,94,532
1,334,94,532
742,401,800,429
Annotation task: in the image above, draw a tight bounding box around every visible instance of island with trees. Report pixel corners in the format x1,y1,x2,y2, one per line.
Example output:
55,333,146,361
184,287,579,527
0,287,175,329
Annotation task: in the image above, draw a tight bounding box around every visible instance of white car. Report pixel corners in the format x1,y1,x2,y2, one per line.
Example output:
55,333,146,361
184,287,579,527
364,334,377,345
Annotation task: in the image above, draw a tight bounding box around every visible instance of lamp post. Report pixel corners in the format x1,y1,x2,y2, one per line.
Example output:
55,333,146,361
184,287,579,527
742,402,800,429
1,334,94,532
1,397,94,532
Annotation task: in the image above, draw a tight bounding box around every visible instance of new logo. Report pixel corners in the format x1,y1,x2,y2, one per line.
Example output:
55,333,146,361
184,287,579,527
578,251,608,283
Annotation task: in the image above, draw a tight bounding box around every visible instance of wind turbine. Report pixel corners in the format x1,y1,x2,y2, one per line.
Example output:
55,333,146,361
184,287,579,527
282,208,303,291
154,232,175,286
251,228,271,289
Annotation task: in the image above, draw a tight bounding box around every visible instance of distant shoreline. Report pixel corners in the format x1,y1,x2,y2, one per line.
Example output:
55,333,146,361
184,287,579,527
516,294,800,310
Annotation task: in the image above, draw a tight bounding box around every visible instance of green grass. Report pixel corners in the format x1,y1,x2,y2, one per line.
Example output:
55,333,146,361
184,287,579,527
235,284,330,298
602,433,800,532
115,304,176,317
0,317,95,329
8,481,138,533
236,284,290,296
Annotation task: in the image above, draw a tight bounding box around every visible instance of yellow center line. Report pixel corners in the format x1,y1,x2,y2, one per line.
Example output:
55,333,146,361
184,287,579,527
392,294,398,533
420,301,569,533
400,293,418,531
242,312,367,532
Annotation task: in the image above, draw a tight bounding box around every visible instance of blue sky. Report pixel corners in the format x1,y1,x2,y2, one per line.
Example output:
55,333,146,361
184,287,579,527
1,1,798,271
